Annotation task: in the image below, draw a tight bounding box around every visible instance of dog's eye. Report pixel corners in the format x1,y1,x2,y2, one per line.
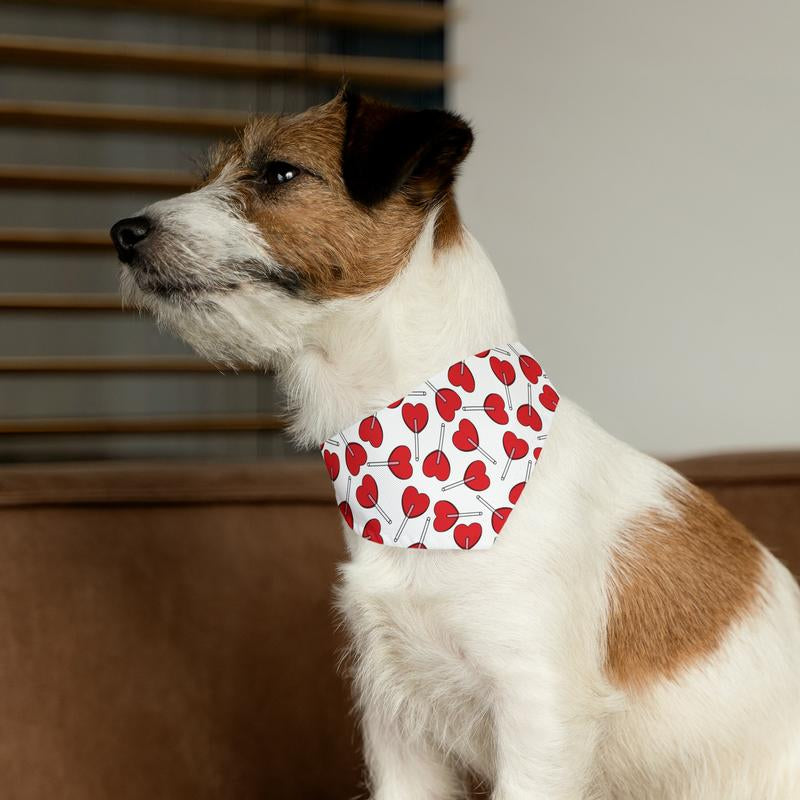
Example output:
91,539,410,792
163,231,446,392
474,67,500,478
260,161,302,186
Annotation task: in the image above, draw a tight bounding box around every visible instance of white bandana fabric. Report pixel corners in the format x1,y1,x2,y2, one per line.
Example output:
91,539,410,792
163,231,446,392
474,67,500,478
320,343,559,550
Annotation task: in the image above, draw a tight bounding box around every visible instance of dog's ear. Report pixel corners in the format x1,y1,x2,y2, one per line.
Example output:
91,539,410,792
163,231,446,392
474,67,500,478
341,90,473,208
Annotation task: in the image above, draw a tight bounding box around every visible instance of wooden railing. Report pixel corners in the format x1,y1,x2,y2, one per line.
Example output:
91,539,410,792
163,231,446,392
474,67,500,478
0,165,196,193
0,356,259,373
8,0,449,31
0,414,283,435
0,35,449,89
0,100,249,135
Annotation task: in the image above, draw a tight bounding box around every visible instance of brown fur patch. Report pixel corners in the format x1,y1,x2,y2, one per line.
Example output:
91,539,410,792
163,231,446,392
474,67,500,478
605,484,764,690
433,192,464,252
202,96,462,299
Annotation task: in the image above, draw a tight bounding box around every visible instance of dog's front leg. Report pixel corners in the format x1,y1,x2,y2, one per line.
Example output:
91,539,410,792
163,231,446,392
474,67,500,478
490,663,599,800
362,707,464,800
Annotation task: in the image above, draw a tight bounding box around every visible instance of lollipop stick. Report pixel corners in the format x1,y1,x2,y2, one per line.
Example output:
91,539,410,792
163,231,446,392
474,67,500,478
470,439,496,464
418,516,431,546
436,423,445,462
524,459,532,482
394,515,408,542
442,479,466,491
407,390,426,397
451,511,482,519
425,380,441,400
413,422,419,462
504,384,513,411
462,405,485,411
369,494,391,524
345,476,351,503
492,347,510,355
476,495,496,514
326,437,339,446
527,383,532,408
501,457,512,481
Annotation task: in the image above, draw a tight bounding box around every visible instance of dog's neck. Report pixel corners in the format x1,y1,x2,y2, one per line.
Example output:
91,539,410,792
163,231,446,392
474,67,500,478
278,212,518,448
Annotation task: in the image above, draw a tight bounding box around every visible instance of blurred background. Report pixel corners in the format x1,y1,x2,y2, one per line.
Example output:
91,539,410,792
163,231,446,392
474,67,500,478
2,0,796,465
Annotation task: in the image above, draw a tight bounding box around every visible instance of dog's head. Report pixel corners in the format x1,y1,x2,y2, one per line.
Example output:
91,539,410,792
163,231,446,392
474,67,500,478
111,91,473,365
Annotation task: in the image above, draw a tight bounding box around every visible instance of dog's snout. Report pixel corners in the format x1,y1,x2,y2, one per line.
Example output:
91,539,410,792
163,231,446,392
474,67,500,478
110,216,151,263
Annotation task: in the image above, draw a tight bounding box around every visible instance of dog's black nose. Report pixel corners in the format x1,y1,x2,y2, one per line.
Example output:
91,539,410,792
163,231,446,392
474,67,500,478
110,216,151,263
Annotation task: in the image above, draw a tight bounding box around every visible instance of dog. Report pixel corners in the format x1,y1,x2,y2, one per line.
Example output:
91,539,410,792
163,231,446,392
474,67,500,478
111,90,800,799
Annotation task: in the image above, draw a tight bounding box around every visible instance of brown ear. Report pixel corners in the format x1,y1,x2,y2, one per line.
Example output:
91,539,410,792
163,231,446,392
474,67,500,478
341,90,473,208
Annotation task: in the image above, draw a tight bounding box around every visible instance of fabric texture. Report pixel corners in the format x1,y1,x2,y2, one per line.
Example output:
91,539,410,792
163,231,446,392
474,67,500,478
321,343,559,549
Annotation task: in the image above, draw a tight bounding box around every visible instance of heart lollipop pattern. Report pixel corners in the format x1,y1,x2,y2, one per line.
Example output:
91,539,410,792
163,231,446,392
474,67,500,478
362,518,383,544
342,435,367,476
359,414,383,447
490,356,516,410
323,449,340,481
402,402,429,462
422,423,451,481
448,360,475,392
322,342,557,549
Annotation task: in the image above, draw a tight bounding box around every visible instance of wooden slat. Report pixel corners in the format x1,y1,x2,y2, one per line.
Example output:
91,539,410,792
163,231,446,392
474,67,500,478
0,294,123,312
0,164,195,193
0,229,109,251
0,34,448,89
0,99,249,136
7,0,448,32
0,356,257,374
0,413,283,435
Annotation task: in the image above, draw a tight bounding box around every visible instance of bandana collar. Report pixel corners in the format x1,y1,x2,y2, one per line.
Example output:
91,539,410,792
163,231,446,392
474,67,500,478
320,343,559,550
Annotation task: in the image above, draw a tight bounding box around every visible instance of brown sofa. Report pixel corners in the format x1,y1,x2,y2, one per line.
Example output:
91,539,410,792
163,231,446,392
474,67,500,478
0,452,797,799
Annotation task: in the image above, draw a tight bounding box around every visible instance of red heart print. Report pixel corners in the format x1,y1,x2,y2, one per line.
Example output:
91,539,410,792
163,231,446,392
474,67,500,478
454,522,482,550
517,404,542,431
359,415,383,447
401,486,430,518
408,542,427,549
533,447,542,460
539,385,560,412
388,398,402,409
452,419,479,452
484,393,509,424
490,356,516,387
433,500,459,532
448,361,475,392
387,445,413,479
509,481,526,505
339,501,353,529
464,460,490,491
402,402,429,433
323,449,340,481
355,474,379,509
345,442,367,476
475,350,490,358
518,354,543,385
503,431,529,460
491,507,512,534
362,518,383,544
422,448,450,481
434,387,462,422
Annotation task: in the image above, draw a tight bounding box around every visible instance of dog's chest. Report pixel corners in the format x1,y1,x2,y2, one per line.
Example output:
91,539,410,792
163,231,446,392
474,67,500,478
339,554,495,769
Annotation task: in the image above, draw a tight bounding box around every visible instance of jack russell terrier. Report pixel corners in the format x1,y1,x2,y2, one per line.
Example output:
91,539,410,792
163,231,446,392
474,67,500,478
111,90,800,799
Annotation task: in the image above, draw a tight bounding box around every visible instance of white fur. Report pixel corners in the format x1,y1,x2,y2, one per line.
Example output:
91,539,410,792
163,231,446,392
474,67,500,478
123,198,800,798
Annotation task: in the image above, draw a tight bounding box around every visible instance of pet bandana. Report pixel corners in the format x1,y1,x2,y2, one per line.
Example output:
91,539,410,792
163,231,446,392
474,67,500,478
320,343,558,550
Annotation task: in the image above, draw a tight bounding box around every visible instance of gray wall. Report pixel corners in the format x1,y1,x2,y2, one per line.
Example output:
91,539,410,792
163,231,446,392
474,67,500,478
452,0,800,458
